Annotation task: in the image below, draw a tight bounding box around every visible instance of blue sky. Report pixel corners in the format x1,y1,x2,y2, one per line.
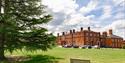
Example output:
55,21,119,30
42,0,125,39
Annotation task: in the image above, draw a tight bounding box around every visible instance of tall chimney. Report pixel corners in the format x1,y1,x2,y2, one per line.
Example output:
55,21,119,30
62,32,65,35
70,30,72,34
73,29,75,33
88,27,90,31
103,32,107,37
81,27,83,31
109,29,112,35
57,33,59,36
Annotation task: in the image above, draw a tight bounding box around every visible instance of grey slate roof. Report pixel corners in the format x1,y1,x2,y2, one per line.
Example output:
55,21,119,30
107,35,123,39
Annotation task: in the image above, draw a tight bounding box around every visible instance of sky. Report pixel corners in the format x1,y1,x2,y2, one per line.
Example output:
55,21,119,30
42,0,125,39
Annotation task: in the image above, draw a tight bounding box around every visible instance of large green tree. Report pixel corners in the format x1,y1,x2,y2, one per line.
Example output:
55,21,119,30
0,0,56,60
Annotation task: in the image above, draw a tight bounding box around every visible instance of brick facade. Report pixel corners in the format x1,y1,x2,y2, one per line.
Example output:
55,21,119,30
56,27,124,48
122,40,125,47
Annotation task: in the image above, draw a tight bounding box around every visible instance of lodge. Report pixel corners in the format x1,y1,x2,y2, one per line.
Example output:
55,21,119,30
56,27,124,48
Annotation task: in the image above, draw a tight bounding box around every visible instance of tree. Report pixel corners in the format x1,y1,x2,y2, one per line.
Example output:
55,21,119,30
0,0,56,60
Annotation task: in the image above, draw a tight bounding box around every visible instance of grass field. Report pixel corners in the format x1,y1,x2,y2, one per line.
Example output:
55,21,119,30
4,47,125,63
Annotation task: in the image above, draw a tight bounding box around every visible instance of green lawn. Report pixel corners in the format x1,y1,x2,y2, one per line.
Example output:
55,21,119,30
5,47,125,63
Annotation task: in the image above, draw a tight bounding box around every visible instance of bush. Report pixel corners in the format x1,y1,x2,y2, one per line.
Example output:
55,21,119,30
122,45,125,49
81,47,85,49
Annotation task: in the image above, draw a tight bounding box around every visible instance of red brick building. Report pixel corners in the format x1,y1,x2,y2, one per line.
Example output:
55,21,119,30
122,40,125,47
56,27,124,48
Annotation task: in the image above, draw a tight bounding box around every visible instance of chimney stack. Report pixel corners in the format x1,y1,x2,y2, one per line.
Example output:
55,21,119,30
109,29,112,35
88,27,90,31
62,32,65,35
57,33,59,36
70,30,72,34
81,27,83,31
73,29,75,33
103,32,107,37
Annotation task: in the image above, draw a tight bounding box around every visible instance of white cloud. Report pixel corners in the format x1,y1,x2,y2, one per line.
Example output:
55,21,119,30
79,0,98,15
42,0,79,26
105,20,125,30
113,12,125,20
42,0,78,15
63,13,93,25
114,29,125,40
113,0,125,6
99,5,112,20
42,0,95,34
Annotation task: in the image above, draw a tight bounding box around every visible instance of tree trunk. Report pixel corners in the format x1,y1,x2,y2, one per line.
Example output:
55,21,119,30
0,46,5,61
0,26,6,60
0,25,6,60
0,33,5,60
0,20,6,61
0,0,6,61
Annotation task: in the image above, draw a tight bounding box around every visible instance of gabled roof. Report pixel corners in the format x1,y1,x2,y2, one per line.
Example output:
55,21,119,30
107,35,123,39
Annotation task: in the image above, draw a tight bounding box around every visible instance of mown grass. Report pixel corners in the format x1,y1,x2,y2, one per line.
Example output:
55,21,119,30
3,47,125,63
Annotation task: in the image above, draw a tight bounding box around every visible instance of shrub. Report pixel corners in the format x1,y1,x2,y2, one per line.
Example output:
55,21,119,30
122,45,125,49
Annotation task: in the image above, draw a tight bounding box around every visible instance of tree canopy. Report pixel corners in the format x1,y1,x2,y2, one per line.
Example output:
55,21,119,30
0,0,56,60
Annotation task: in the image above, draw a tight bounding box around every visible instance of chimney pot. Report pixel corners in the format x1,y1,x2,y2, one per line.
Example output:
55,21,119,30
70,30,72,34
57,33,59,36
88,27,90,31
81,27,83,31
62,32,65,35
73,29,75,33
109,29,112,35
103,32,107,37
